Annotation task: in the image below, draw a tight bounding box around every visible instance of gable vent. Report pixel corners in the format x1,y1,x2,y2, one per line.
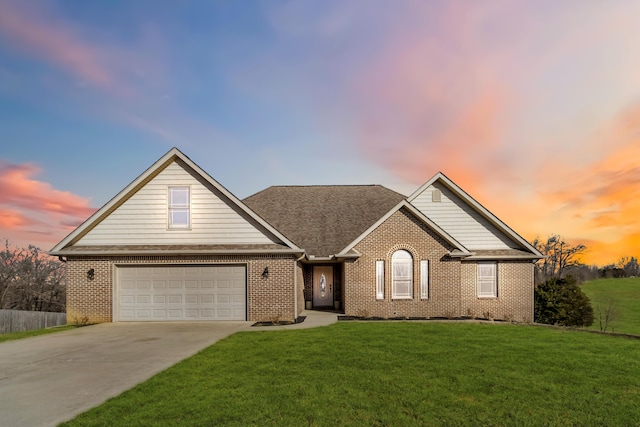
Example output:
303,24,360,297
432,189,442,202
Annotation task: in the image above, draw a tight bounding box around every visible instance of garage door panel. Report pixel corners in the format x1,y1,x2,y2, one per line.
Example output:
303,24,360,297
168,309,182,318
116,265,246,321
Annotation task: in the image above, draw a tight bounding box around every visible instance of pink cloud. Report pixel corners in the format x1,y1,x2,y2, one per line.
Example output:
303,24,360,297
0,162,96,217
0,208,30,228
327,1,640,265
0,161,97,249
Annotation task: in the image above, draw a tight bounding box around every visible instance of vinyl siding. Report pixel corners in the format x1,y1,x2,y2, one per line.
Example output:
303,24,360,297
410,182,515,250
76,160,277,246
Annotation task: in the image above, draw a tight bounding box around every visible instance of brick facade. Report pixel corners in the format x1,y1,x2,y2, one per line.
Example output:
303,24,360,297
344,208,534,321
66,254,298,324
460,260,534,322
65,211,535,324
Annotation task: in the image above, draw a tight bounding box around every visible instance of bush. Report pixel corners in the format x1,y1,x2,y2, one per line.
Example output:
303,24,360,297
534,276,594,327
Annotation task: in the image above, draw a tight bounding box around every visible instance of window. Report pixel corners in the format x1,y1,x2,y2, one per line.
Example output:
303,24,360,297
477,262,497,298
392,250,413,299
376,260,384,299
420,260,429,299
168,186,190,229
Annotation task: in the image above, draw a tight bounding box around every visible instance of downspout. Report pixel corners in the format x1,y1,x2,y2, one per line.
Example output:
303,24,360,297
58,256,67,263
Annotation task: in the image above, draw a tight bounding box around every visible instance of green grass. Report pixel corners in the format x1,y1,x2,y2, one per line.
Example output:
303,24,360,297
64,322,640,426
0,324,75,343
582,277,640,335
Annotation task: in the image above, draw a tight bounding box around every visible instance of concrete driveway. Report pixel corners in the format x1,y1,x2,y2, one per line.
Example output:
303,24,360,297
0,321,251,427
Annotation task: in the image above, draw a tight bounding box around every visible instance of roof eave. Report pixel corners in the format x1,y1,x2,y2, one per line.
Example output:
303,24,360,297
49,248,306,257
462,254,544,261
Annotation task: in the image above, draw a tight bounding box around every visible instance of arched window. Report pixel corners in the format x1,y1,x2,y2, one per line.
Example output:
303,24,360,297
392,250,413,299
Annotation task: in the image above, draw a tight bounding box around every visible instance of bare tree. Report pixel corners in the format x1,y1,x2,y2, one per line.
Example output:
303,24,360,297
0,240,66,312
595,298,617,332
532,235,587,284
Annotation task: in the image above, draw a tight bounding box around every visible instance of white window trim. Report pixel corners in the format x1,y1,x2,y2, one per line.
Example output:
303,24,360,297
420,260,429,299
392,250,413,299
477,262,497,298
376,260,384,300
168,186,191,229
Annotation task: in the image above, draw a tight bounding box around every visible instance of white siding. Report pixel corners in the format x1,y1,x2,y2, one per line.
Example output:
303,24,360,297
77,161,277,246
410,182,516,250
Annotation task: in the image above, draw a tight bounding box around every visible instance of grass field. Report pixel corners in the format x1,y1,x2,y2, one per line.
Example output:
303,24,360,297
64,322,640,426
582,277,640,335
0,324,75,343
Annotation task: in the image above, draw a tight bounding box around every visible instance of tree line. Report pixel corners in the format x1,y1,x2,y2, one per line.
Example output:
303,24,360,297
531,234,638,284
0,240,66,313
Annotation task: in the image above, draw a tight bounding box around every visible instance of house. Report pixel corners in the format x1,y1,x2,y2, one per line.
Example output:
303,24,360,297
49,148,543,324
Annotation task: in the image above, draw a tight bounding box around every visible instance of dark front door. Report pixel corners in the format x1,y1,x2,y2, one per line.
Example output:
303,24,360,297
313,266,334,307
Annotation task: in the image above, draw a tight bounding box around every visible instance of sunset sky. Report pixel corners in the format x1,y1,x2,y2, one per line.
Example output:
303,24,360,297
1,0,639,266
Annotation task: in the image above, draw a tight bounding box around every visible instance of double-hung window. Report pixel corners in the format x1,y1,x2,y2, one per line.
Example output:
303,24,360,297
392,250,413,299
477,262,497,298
168,186,190,229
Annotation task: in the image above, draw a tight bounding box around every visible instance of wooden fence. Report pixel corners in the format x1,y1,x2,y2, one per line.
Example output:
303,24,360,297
0,309,67,334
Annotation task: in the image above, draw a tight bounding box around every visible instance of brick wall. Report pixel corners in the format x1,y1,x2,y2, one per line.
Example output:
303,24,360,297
345,208,461,318
460,260,534,322
65,259,113,324
66,254,297,323
344,208,535,321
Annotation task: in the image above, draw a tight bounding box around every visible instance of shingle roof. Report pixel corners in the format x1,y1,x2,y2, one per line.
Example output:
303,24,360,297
243,185,406,257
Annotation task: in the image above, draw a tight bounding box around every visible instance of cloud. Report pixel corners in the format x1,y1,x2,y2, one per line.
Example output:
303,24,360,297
0,161,97,249
0,209,30,228
0,162,96,217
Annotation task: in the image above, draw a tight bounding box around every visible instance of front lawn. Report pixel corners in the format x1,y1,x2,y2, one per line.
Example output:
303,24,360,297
64,322,640,426
582,277,640,335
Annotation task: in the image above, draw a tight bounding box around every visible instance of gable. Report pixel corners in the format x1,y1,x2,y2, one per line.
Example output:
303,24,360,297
50,147,300,255
410,180,521,251
74,159,279,246
353,207,458,255
407,172,542,254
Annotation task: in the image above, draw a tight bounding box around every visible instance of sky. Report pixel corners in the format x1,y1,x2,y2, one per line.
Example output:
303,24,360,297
0,0,639,266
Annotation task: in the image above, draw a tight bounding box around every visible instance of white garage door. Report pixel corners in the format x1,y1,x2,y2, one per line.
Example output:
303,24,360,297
116,265,246,321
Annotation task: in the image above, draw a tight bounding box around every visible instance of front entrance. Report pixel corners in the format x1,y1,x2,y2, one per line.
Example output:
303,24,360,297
313,266,334,307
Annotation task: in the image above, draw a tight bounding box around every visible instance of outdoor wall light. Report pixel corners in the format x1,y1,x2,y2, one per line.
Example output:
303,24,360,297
87,268,95,281
262,267,269,279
